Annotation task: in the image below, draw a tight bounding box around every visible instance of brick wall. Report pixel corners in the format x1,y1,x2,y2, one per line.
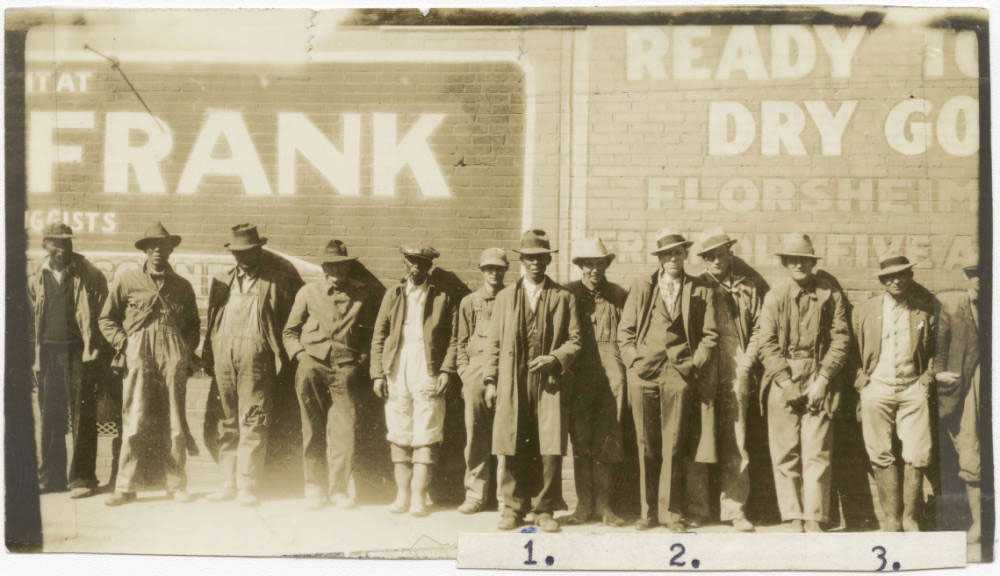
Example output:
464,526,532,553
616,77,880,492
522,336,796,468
24,21,982,308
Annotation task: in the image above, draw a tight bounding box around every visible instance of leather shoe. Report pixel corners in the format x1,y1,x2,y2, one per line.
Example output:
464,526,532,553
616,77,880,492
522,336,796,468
783,519,805,532
535,513,560,533
69,486,96,499
105,492,137,507
664,520,688,532
635,517,656,531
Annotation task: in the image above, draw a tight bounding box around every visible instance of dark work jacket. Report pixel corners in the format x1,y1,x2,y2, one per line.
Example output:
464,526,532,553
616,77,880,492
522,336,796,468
29,253,109,372
935,289,980,421
757,270,850,416
370,276,458,380
852,283,938,392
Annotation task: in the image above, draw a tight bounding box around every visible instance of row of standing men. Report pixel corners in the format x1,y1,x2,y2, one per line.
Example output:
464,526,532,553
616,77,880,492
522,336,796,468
29,221,983,550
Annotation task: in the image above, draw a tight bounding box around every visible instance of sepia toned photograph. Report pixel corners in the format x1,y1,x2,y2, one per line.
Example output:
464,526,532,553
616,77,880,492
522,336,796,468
3,4,994,571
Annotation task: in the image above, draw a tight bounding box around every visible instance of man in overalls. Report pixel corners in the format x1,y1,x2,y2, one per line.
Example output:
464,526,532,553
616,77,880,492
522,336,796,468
203,223,302,507
454,247,509,514
562,238,628,527
98,222,200,506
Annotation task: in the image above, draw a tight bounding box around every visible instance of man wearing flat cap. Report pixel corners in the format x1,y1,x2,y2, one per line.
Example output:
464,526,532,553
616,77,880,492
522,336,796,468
99,222,201,506
934,258,984,559
696,227,769,532
618,228,718,531
29,223,112,498
757,233,849,532
562,238,628,527
283,240,378,510
202,223,303,507
854,251,938,533
371,245,457,517
483,229,581,533
454,247,509,514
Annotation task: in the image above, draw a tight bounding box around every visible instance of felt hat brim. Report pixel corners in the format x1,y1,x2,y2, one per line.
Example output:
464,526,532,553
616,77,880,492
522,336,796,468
225,238,268,252
775,251,820,260
650,240,693,255
321,255,357,264
135,235,182,250
514,247,558,255
877,262,916,277
572,253,616,265
697,238,738,256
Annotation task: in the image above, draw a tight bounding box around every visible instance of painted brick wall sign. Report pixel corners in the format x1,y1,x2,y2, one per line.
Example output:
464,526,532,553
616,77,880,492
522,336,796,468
25,50,527,290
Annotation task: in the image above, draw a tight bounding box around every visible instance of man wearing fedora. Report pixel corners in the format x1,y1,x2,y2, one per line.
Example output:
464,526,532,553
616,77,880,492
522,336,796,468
202,223,303,506
483,229,581,533
934,258,984,559
696,227,769,532
371,245,457,517
618,228,719,531
757,233,850,532
29,223,111,498
99,222,201,506
283,240,378,510
854,251,939,532
562,238,628,527
454,247,509,515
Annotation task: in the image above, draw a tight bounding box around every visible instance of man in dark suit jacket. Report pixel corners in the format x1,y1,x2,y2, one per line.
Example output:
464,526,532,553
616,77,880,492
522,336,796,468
618,228,718,531
935,259,983,560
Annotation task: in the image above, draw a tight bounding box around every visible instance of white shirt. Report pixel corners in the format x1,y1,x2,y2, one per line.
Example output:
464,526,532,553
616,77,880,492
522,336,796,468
402,279,429,343
658,271,682,316
523,275,544,313
872,294,917,385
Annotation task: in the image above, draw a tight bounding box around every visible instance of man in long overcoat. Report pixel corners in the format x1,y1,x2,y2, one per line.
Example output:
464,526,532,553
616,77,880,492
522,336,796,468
696,227,769,531
483,229,582,533
562,238,628,527
757,233,850,532
618,228,718,531
202,223,303,507
29,223,111,498
934,258,984,560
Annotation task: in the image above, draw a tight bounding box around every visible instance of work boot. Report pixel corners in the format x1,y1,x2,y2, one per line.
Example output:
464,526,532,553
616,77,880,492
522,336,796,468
731,517,755,532
535,512,561,533
458,498,485,515
780,519,804,532
331,493,356,510
804,520,824,532
593,462,626,527
170,490,195,503
498,511,522,531
634,517,656,531
901,464,923,532
874,466,902,531
237,491,260,508
105,492,137,507
562,457,594,525
207,488,237,502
